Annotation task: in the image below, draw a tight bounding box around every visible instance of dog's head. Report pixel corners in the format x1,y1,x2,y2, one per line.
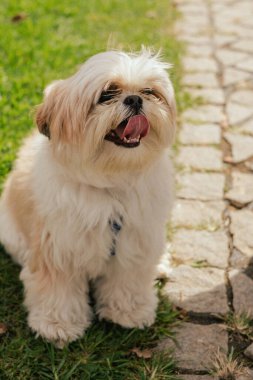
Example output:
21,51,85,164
36,50,176,175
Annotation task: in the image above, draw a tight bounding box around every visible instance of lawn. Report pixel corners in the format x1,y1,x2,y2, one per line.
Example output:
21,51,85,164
0,1,184,379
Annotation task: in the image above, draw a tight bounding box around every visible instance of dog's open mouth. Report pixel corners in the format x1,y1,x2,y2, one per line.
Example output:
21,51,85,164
105,115,150,148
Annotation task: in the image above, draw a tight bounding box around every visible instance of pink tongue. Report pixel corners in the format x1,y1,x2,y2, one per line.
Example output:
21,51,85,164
117,115,150,139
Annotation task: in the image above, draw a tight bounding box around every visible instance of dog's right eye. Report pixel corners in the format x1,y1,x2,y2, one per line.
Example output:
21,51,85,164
98,84,121,104
98,91,116,103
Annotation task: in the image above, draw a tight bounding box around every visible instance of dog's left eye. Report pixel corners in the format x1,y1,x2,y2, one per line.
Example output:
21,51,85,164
98,85,121,104
141,88,155,96
141,88,161,99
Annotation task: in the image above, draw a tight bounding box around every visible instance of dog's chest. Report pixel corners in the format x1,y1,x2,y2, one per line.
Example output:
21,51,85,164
53,183,154,269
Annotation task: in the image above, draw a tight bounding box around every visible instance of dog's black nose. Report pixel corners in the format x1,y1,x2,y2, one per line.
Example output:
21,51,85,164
123,95,143,112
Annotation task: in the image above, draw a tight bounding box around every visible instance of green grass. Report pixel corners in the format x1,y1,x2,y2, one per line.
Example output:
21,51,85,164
0,0,183,190
0,249,179,379
0,0,186,378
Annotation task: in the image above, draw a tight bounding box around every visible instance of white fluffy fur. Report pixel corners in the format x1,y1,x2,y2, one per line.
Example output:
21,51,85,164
0,50,176,346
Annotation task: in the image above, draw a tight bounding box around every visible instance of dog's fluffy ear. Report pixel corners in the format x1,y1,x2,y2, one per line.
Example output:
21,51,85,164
36,80,89,143
36,81,61,140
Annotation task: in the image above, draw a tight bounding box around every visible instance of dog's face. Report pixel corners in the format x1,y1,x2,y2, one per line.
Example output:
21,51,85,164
36,50,176,174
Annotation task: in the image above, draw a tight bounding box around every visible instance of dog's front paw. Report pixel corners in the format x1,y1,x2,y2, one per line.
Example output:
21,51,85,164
97,294,157,329
28,313,91,348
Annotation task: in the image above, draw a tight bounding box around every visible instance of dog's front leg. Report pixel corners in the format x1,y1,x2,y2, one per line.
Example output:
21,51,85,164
94,262,158,329
20,262,92,347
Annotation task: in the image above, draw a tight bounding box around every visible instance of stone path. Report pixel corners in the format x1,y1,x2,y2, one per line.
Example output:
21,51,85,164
163,0,253,378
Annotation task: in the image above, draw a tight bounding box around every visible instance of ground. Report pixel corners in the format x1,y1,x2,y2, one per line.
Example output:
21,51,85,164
164,0,253,379
1,0,253,379
0,1,183,379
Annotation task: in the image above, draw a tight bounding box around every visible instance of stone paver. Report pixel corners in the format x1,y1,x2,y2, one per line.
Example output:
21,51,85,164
190,88,225,105
186,44,213,58
245,161,253,171
229,89,253,107
244,343,253,360
182,73,219,88
223,68,251,87
216,49,248,65
224,133,253,163
225,172,253,207
171,200,225,230
176,147,223,171
179,123,221,145
182,105,224,124
179,35,211,46
158,323,228,371
231,39,253,54
236,57,253,72
164,265,228,314
182,57,218,73
237,370,253,380
229,269,253,317
172,229,229,268
230,209,253,258
177,173,225,201
169,0,253,376
239,119,253,136
226,102,253,126
230,248,252,270
214,34,236,48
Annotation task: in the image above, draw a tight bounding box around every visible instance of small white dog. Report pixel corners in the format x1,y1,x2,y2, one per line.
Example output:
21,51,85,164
0,49,176,346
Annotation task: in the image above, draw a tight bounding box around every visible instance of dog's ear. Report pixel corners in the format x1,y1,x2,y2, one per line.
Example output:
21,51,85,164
36,80,90,143
36,105,51,139
36,81,63,140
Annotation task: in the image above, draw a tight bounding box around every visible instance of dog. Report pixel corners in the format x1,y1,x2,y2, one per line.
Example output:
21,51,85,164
0,49,176,346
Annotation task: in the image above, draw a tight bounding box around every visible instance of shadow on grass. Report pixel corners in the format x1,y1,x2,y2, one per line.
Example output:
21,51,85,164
0,245,180,380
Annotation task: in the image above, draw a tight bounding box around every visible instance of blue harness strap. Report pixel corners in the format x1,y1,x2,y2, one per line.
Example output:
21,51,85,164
109,218,122,256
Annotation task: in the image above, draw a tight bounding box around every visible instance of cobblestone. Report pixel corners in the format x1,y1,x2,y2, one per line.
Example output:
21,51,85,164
226,102,253,126
190,88,225,105
229,269,253,317
171,200,225,230
177,147,223,171
231,39,253,54
245,161,253,171
182,73,219,88
164,265,228,314
223,68,251,87
225,172,253,207
172,229,229,268
213,34,236,48
186,44,212,58
158,323,228,371
177,172,225,201
244,343,253,360
179,36,211,45
230,209,253,258
239,119,253,136
237,369,253,380
230,248,253,270
169,0,253,376
182,57,218,73
224,133,253,162
229,89,253,107
236,57,253,72
182,105,224,124
216,49,248,65
179,123,221,145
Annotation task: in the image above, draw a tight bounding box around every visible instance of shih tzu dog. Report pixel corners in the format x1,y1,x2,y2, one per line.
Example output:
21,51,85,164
0,49,176,346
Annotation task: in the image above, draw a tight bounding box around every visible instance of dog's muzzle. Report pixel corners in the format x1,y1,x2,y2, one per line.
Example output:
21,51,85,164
105,114,150,148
